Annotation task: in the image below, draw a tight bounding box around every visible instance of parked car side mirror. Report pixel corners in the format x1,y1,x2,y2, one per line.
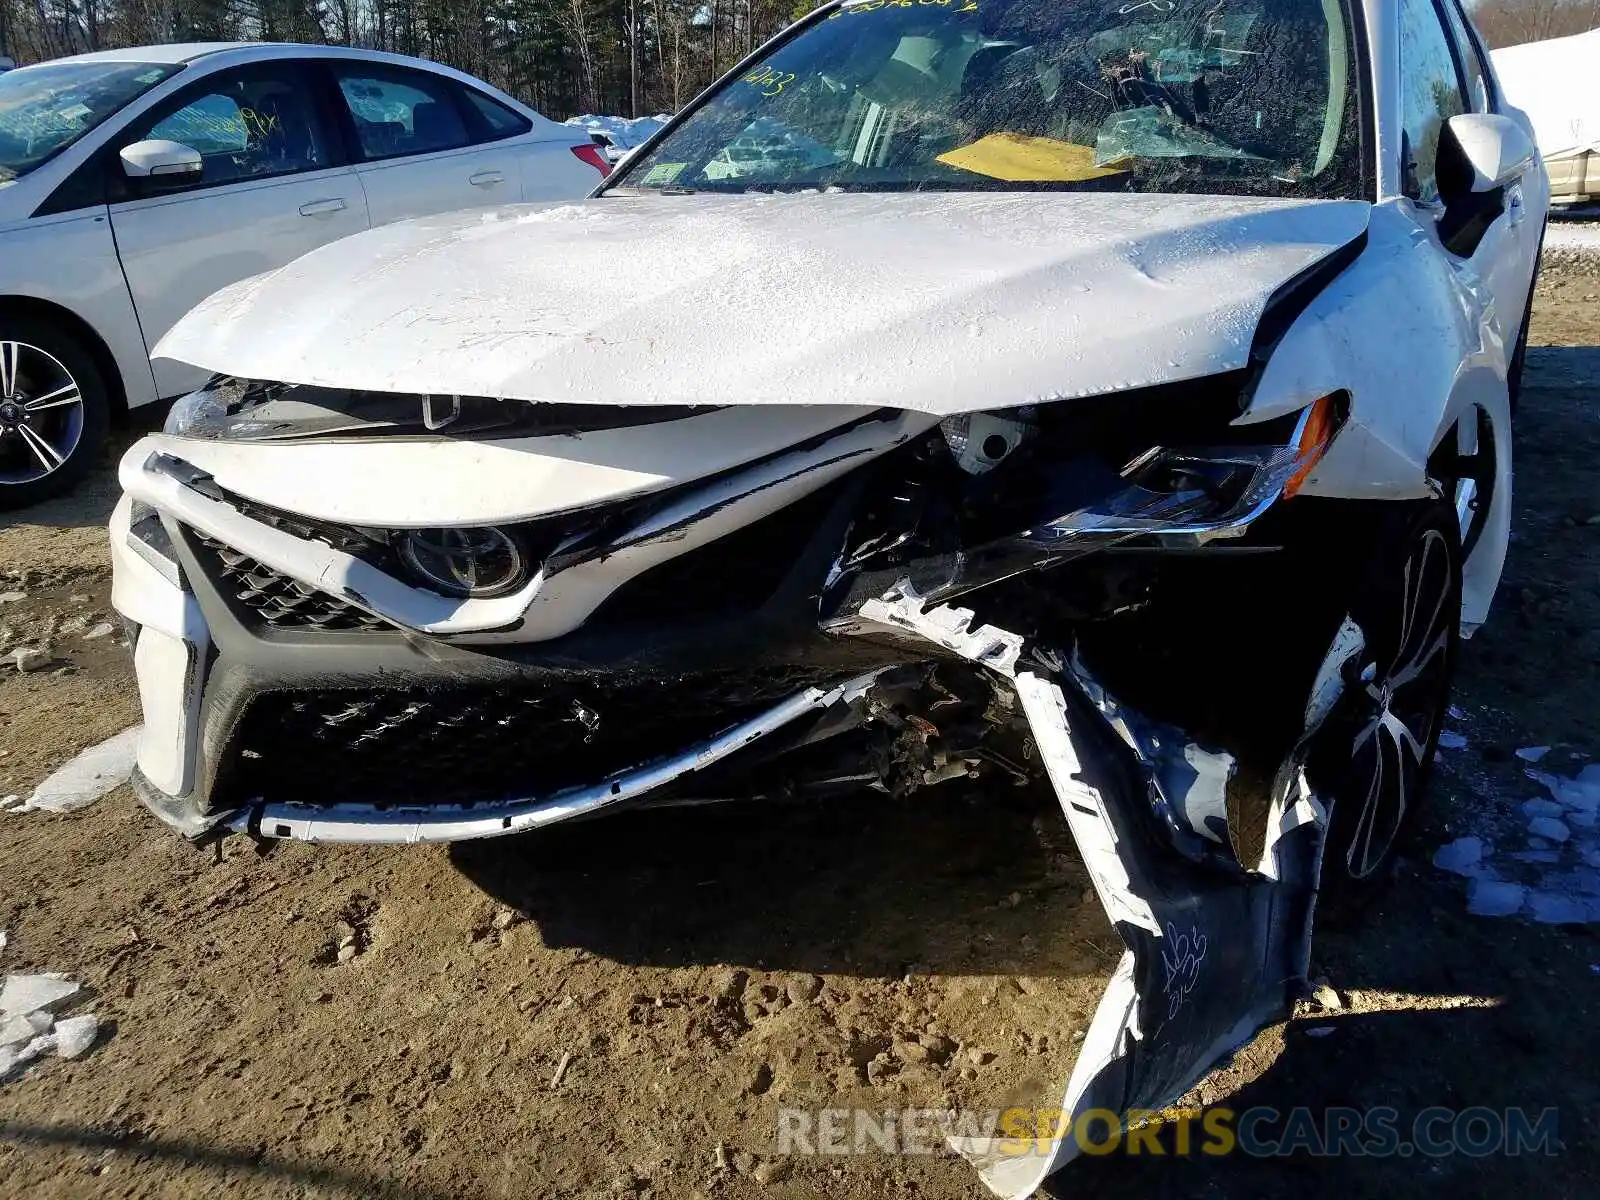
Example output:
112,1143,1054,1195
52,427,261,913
120,139,203,183
1435,114,1537,258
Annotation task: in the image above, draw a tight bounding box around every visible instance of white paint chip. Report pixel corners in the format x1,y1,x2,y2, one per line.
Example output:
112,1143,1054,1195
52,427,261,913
1437,730,1468,750
1516,746,1552,762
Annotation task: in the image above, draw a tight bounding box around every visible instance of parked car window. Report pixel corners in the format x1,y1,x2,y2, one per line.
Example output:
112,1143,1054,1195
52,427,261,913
620,0,1361,199
1438,0,1492,112
0,60,179,183
462,88,531,138
150,93,249,155
130,68,333,189
1398,0,1467,201
334,66,472,159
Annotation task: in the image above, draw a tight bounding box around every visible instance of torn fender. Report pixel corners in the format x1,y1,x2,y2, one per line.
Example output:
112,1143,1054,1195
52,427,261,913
848,588,1332,1199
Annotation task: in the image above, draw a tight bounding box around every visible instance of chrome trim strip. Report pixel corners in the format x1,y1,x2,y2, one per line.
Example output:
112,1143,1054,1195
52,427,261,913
225,671,882,845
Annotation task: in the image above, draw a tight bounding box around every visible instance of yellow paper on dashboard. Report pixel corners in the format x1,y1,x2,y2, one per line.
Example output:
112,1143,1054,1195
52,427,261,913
937,132,1129,182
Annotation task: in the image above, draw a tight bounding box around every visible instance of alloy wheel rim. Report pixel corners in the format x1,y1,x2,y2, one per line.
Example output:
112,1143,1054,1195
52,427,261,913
1342,527,1454,879
0,341,86,485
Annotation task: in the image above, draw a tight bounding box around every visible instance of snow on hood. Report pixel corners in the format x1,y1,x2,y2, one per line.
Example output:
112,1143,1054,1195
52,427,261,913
154,191,1371,417
1492,30,1600,160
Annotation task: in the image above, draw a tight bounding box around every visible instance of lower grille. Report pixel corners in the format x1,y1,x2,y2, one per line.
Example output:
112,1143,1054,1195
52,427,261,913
221,667,852,806
192,534,392,632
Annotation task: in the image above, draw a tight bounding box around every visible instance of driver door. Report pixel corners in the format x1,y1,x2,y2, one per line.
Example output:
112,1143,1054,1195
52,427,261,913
107,61,370,398
1397,0,1527,337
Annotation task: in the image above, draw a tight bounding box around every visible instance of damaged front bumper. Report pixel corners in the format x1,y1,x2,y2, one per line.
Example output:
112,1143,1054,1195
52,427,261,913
112,385,1369,1200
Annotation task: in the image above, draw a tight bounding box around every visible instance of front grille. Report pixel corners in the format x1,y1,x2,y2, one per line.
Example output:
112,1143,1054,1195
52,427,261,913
220,667,852,807
192,534,392,632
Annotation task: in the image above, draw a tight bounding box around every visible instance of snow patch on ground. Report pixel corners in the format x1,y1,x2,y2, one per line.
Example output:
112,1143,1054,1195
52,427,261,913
6,726,140,815
0,950,101,1081
1431,736,1600,922
1544,222,1600,255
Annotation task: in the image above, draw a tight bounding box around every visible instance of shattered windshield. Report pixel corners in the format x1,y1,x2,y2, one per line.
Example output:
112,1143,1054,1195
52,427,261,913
619,0,1360,196
0,60,180,183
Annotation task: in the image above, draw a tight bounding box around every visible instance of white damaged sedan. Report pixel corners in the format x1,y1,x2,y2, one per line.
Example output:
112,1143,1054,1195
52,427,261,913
110,0,1543,1193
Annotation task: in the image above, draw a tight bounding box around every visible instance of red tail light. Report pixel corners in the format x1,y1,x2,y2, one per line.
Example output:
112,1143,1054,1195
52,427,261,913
571,143,611,177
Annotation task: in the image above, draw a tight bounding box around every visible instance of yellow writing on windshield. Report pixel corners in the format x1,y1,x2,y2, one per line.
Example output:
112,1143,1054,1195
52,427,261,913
834,0,978,14
937,133,1131,182
740,65,798,96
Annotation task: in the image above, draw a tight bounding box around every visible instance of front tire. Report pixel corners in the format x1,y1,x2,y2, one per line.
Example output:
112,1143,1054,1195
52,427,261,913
0,319,111,511
1311,500,1462,916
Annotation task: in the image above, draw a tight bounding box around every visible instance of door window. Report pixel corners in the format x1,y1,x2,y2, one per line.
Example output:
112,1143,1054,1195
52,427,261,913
333,66,473,160
132,66,333,190
1439,0,1493,112
1398,0,1467,202
462,87,531,139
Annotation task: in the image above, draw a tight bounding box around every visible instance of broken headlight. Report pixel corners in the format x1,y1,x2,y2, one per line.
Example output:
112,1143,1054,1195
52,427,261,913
826,386,1345,613
939,410,1036,475
1056,390,1343,537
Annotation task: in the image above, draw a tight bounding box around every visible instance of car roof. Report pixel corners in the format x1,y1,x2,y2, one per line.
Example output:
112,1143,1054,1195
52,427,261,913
12,42,555,125
21,42,250,66
19,42,521,78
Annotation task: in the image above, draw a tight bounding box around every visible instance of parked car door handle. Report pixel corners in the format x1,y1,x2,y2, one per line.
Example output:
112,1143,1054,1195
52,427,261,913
469,170,506,188
298,198,348,217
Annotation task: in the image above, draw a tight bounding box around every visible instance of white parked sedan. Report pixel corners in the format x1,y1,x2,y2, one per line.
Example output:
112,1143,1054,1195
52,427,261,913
0,42,609,507
114,0,1542,1195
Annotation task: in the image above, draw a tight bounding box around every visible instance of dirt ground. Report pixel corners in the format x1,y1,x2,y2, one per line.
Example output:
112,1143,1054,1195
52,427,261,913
0,265,1597,1200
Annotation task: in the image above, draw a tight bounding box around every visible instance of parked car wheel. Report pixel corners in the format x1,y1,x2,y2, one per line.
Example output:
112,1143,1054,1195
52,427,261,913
0,319,110,510
1314,500,1462,915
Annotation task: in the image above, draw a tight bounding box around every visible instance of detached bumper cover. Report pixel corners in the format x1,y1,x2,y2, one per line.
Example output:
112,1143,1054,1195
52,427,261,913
219,672,881,844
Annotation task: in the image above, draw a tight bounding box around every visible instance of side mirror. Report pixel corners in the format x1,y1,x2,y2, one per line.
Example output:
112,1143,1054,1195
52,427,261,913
1442,113,1536,194
1435,114,1537,258
120,139,203,181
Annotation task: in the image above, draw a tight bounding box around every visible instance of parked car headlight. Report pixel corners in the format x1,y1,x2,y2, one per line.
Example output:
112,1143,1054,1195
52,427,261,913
163,376,291,439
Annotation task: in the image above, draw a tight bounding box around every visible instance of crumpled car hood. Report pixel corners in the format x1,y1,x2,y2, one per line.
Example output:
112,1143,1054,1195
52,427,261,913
155,191,1371,415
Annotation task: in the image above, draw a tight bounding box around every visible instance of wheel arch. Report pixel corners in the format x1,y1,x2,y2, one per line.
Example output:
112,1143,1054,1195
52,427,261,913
1425,360,1512,637
0,294,129,419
